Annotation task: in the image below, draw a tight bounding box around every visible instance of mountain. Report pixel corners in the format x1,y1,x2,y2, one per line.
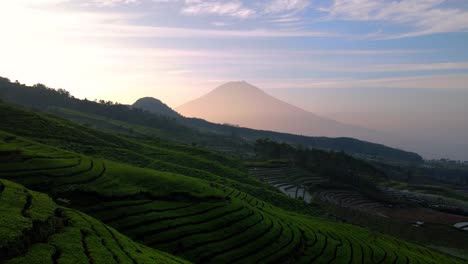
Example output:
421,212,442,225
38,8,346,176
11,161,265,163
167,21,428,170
177,81,386,145
133,96,181,118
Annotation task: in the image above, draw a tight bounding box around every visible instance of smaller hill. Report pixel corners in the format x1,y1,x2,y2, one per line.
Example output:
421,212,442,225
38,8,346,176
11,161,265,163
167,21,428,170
133,97,181,118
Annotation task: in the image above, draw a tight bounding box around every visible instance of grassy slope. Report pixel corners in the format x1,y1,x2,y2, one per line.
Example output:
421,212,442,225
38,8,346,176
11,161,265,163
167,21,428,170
0,179,187,264
0,102,319,215
0,133,464,263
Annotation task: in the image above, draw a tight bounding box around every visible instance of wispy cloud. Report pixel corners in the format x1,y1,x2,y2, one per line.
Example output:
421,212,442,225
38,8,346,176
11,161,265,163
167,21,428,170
320,0,468,38
181,0,255,18
256,74,468,90
347,62,468,73
288,62,468,73
264,0,310,14
211,21,229,27
67,23,337,38
89,0,140,6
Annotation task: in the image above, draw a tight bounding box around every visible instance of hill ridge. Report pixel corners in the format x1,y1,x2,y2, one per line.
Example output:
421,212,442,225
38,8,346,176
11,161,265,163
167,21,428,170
0,76,422,162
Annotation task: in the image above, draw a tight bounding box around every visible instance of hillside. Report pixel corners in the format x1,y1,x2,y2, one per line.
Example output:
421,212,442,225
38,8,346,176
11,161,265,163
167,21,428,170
0,77,422,163
0,179,187,264
0,102,319,215
0,128,462,263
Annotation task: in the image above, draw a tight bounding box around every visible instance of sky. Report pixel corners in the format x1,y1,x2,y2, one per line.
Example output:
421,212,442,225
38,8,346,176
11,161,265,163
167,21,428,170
0,0,467,159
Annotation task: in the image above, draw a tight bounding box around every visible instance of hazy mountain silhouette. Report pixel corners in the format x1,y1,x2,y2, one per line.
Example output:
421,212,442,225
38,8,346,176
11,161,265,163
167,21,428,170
177,81,385,143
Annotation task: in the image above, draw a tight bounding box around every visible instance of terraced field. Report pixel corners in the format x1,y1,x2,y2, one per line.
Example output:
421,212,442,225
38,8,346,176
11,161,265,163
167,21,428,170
382,189,468,214
248,165,392,216
1,132,464,263
454,222,468,231
0,179,186,264
248,165,325,203
315,190,387,215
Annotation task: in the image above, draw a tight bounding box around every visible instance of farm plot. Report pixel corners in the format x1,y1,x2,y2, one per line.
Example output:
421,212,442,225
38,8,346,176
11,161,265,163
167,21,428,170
315,190,387,215
454,222,468,231
248,166,322,203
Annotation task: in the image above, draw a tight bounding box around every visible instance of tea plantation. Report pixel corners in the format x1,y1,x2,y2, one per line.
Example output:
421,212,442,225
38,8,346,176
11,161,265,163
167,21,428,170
0,129,464,263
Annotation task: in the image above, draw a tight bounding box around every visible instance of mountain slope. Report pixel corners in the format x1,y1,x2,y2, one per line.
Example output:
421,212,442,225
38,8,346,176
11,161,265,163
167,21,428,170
177,81,378,139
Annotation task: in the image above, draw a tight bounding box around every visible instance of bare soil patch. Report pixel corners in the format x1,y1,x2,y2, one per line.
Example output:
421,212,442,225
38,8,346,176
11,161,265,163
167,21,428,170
382,207,468,224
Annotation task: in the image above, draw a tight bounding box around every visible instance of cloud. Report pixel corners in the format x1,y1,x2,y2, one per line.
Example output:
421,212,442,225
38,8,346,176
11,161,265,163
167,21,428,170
349,62,468,73
255,74,468,90
181,0,255,18
67,23,336,38
321,0,468,37
180,0,309,19
290,62,468,73
264,0,310,13
211,21,229,26
285,49,434,55
98,0,139,6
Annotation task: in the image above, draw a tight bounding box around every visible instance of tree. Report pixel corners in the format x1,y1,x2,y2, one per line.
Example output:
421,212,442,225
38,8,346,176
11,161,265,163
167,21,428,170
33,83,47,89
57,88,71,98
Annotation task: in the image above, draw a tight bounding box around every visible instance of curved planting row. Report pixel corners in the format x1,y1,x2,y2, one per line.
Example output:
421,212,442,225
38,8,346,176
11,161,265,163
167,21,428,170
0,138,118,197
223,188,270,209
289,216,460,264
82,194,305,264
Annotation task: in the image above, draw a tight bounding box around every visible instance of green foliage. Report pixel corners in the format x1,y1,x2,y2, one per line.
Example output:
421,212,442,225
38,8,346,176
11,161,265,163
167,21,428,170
0,180,37,246
254,139,384,194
